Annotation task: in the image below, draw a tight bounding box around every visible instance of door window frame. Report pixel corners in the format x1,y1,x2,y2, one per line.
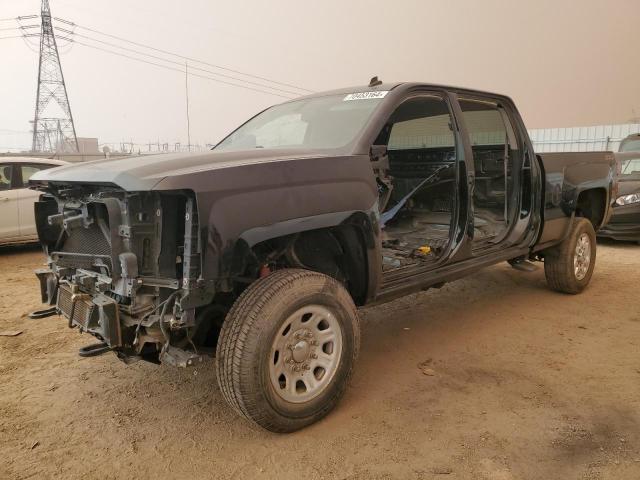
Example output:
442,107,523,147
370,88,468,267
452,93,529,247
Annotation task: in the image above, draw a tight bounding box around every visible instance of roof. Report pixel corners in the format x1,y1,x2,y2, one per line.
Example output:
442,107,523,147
291,81,508,102
0,156,68,166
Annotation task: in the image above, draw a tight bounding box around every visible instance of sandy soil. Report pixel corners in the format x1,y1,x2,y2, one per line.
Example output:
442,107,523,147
0,241,639,480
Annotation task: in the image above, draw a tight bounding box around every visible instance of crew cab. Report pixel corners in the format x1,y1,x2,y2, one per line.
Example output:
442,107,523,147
30,81,615,432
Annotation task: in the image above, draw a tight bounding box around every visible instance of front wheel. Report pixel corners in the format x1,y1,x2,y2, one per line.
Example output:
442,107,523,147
544,217,597,294
216,269,360,432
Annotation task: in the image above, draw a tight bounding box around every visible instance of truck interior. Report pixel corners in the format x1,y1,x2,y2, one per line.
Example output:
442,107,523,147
458,97,520,247
372,94,458,271
373,95,522,271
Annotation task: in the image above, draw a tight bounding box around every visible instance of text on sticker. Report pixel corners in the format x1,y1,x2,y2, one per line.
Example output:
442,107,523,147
343,91,389,101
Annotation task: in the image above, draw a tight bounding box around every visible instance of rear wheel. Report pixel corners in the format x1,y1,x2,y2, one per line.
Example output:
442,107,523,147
216,269,360,432
544,218,597,294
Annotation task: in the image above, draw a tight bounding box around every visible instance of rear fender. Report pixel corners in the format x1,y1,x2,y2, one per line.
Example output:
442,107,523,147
537,154,614,248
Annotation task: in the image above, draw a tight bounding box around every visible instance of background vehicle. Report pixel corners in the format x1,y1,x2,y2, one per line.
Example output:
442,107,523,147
619,133,640,153
598,151,640,243
30,82,615,432
0,157,67,245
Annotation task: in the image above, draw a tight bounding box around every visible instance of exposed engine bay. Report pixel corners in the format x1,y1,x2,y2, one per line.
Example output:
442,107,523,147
32,183,210,366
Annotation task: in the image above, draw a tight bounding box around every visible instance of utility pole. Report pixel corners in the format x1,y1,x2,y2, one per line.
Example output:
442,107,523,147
31,0,78,153
185,61,191,152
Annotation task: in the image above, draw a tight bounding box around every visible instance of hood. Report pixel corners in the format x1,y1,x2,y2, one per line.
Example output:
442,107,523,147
30,148,329,191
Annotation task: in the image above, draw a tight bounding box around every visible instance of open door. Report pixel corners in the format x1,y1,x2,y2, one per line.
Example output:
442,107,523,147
372,93,459,271
458,98,521,246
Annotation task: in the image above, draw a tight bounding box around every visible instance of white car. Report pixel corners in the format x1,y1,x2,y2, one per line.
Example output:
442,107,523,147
0,157,68,245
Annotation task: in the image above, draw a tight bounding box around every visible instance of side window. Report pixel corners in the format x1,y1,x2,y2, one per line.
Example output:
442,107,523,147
0,164,13,191
20,164,49,187
388,106,455,150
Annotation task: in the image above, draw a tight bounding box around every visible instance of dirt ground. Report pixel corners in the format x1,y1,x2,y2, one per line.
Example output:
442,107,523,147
0,242,639,480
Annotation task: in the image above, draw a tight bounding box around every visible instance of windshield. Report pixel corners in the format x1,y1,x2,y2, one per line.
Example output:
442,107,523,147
214,93,387,152
620,137,640,152
621,156,640,176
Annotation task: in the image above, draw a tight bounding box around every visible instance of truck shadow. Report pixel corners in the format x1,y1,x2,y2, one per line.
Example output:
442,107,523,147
596,236,639,249
0,242,41,256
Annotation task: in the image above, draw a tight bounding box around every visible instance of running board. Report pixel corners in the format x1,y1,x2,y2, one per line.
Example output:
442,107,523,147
508,258,538,272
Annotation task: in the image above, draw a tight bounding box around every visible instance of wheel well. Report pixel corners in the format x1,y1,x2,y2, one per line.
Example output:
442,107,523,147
575,188,607,229
237,225,370,306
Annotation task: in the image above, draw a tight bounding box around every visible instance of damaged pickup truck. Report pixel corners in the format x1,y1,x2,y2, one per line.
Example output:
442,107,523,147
30,81,616,432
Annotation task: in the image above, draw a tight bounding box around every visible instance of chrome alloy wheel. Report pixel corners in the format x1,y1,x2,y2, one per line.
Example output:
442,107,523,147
574,232,591,280
269,305,343,403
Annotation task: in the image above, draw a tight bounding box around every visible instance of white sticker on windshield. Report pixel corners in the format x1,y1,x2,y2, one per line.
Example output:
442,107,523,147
343,91,389,101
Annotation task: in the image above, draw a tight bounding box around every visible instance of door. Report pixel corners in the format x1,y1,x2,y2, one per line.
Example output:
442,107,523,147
17,163,53,237
0,163,20,240
458,97,521,245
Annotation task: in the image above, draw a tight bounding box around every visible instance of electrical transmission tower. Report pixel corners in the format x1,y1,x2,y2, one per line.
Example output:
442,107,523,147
31,0,78,153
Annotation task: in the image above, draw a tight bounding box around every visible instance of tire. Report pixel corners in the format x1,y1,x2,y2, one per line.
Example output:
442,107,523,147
544,217,597,294
216,269,360,432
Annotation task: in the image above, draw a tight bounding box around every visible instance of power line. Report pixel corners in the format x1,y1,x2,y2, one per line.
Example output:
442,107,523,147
0,15,39,22
53,26,303,97
68,38,295,99
0,26,39,33
53,17,314,94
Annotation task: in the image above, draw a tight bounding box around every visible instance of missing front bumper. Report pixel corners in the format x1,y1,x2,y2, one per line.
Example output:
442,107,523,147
33,269,123,347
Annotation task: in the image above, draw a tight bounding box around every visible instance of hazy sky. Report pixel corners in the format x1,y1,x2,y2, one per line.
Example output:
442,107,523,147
1,0,639,151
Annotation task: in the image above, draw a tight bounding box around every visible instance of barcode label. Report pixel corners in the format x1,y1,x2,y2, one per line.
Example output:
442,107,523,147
343,91,389,101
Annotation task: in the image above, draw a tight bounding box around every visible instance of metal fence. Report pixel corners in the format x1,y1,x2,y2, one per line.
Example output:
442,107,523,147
528,123,640,153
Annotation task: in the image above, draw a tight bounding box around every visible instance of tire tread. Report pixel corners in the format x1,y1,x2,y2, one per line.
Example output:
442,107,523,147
215,268,359,432
544,218,596,294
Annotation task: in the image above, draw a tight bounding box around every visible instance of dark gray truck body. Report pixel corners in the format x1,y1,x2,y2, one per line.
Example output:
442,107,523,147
30,82,616,364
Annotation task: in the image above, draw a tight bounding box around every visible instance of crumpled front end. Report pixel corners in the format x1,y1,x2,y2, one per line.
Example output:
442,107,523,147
33,182,208,365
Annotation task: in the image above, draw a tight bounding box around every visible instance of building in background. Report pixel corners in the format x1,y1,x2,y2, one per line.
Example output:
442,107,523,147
77,137,100,155
529,123,640,153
